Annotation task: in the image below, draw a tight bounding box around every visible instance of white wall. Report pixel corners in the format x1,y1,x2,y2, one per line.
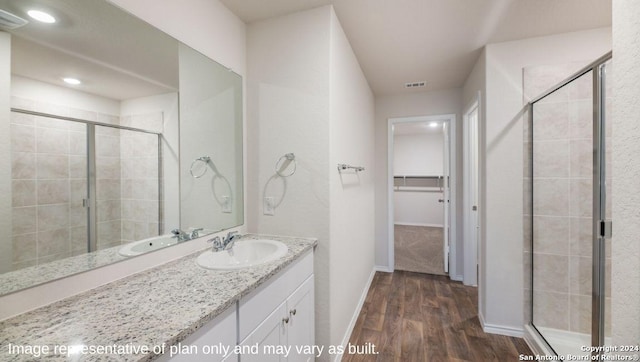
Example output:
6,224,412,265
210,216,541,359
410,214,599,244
374,89,463,275
393,132,444,226
247,6,332,353
328,6,375,350
247,5,375,356
0,33,12,273
475,27,611,335
611,0,640,348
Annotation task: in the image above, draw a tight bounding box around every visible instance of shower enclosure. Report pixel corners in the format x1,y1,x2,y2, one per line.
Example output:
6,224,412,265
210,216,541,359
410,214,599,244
9,106,161,270
527,52,612,356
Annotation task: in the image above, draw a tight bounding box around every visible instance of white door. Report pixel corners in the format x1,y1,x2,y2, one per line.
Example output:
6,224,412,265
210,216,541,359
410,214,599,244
442,122,450,274
463,101,479,286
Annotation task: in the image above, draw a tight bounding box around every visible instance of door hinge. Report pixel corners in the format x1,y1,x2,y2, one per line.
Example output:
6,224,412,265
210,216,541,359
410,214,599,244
599,220,612,239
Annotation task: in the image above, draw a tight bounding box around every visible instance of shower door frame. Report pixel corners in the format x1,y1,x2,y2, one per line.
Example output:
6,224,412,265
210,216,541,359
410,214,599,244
10,108,163,252
528,51,612,355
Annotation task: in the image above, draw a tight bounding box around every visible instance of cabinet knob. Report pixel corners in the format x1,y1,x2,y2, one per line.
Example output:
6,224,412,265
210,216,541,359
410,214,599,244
283,317,289,324
290,309,297,316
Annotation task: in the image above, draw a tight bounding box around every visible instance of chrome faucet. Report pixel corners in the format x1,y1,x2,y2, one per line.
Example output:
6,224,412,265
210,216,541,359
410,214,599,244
171,228,204,242
171,228,190,242
189,228,204,240
208,231,242,252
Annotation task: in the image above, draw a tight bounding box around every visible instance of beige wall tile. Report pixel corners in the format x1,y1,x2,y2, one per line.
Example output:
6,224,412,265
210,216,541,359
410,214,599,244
37,204,69,231
569,178,593,217
533,253,569,293
12,233,37,263
36,127,69,154
533,216,570,255
533,140,570,178
37,228,70,257
12,180,36,207
569,295,591,333
37,180,70,205
533,178,570,216
12,152,36,179
36,154,69,179
569,256,592,296
11,124,35,153
533,290,569,330
12,206,36,235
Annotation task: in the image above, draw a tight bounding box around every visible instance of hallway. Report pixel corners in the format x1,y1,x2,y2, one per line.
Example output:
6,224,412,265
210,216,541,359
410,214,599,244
343,271,532,361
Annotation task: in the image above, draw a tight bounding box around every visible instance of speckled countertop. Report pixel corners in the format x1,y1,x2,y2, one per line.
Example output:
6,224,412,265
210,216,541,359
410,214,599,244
0,234,316,362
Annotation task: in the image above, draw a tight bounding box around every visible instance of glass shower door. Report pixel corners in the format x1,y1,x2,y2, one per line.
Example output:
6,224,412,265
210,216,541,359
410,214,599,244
531,54,612,357
532,69,595,356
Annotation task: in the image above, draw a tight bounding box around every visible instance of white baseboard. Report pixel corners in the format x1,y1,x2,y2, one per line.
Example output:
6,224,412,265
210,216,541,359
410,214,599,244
374,265,393,273
478,312,524,338
394,222,444,228
334,267,377,362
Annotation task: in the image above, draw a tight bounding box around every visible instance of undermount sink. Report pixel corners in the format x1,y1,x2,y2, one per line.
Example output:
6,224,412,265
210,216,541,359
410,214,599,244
196,239,288,270
118,235,178,257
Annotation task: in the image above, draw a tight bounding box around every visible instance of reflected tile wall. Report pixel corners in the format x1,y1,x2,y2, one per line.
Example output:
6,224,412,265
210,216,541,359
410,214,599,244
119,112,162,243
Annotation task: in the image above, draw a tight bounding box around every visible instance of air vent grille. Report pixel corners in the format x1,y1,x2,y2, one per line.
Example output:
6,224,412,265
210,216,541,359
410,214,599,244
0,9,28,30
405,81,426,89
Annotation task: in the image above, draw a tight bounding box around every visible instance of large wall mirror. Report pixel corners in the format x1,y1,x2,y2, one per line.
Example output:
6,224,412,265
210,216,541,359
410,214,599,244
0,0,244,295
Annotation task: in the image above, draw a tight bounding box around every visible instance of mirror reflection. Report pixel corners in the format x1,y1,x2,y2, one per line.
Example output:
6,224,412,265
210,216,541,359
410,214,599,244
0,0,243,296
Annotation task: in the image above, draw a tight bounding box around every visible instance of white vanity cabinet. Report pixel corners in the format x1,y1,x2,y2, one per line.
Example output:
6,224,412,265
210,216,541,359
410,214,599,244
162,250,314,362
158,306,237,362
239,251,314,362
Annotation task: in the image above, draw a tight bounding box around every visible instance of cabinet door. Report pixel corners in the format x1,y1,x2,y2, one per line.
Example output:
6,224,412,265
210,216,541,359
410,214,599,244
286,276,314,362
239,302,287,362
159,306,237,362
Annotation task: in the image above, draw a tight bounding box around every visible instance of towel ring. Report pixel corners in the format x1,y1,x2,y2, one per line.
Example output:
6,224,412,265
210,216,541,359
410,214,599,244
275,153,296,177
190,156,211,178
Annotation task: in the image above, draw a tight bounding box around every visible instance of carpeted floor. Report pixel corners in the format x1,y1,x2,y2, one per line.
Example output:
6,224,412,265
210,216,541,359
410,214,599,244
394,224,446,275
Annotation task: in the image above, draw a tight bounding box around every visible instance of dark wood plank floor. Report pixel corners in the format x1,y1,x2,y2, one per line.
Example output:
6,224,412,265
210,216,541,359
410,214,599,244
342,271,532,362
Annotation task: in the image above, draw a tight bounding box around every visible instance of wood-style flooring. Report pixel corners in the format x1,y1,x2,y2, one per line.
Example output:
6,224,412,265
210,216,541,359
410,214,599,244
342,271,532,362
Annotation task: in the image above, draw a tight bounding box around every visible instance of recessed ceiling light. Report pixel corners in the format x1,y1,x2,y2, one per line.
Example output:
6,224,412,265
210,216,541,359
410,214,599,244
429,122,438,128
27,10,56,24
63,77,81,85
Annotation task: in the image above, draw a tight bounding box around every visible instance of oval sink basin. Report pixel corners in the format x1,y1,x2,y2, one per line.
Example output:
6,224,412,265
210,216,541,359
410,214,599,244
119,235,178,257
196,239,288,270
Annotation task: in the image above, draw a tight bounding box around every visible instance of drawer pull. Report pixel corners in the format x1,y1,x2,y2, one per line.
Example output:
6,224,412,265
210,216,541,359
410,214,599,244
290,309,297,316
283,317,289,324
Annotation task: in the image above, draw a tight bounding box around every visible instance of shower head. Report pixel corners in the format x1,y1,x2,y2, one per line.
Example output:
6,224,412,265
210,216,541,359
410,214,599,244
0,9,28,30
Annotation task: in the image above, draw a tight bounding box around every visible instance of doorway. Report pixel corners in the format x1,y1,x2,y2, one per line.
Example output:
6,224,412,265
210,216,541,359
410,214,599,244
387,114,457,276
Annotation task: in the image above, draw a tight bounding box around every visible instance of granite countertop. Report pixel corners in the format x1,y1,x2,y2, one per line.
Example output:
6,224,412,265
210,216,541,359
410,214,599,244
0,234,316,362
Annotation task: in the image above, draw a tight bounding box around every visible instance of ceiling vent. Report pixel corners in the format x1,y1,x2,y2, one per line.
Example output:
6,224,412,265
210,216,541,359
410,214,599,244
405,81,426,89
0,9,28,30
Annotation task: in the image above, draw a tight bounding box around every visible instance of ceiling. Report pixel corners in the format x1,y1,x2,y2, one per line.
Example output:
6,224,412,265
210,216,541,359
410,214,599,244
1,0,178,100
221,0,612,96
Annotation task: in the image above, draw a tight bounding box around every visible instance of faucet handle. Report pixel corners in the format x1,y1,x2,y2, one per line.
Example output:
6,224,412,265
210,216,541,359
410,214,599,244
207,236,223,251
226,231,238,240
190,228,204,238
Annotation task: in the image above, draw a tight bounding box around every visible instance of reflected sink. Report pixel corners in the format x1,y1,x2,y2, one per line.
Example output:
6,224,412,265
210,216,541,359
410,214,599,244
119,235,177,257
196,239,288,270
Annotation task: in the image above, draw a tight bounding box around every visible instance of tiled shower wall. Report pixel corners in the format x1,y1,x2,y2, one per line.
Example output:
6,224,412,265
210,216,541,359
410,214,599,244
119,113,162,244
523,63,612,336
10,97,162,270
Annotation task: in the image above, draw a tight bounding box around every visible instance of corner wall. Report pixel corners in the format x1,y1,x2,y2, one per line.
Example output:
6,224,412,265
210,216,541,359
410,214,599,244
328,7,375,350
611,0,640,348
247,5,375,356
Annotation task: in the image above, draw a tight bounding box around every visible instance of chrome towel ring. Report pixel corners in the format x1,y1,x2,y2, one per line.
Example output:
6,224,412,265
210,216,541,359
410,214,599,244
275,153,296,177
190,156,211,178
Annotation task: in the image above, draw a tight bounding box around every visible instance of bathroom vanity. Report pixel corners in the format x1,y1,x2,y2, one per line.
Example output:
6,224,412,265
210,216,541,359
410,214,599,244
0,235,316,362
